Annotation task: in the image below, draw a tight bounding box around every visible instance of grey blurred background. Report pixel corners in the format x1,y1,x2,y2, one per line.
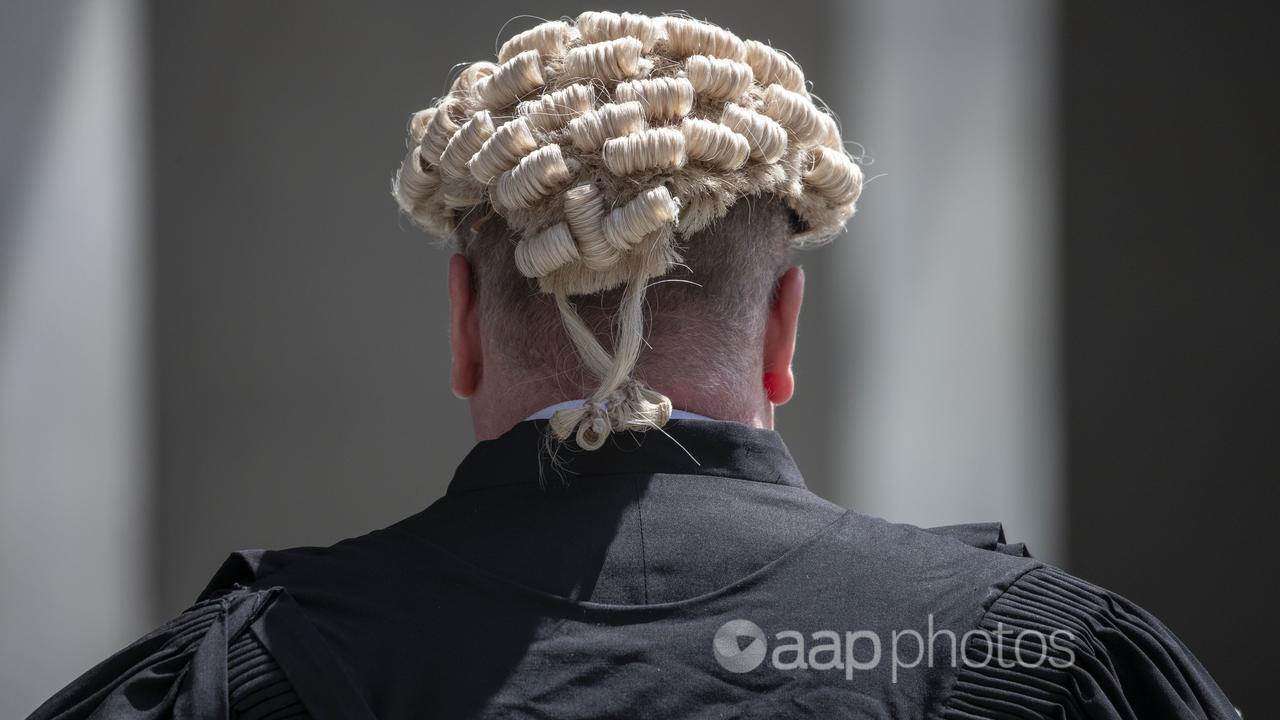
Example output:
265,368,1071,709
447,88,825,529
2,1,1274,717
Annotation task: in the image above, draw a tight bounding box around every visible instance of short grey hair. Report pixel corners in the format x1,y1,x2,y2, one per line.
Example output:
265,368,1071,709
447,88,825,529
459,196,796,396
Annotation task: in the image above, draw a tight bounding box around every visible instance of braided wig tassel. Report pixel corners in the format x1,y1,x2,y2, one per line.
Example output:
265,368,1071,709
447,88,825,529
391,11,864,450
548,258,673,450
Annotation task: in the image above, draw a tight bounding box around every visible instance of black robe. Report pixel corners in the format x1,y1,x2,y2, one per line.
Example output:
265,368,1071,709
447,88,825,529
27,420,1238,719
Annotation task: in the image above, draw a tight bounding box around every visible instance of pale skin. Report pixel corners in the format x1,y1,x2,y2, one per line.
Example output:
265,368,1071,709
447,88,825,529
448,253,806,441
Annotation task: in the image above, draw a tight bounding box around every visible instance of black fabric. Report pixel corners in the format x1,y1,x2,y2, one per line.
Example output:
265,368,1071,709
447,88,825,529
414,421,846,605
27,420,1236,719
226,630,308,720
24,588,306,720
942,566,1241,719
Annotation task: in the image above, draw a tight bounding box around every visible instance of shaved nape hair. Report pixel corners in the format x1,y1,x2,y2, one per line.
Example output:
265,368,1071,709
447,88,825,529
460,197,796,412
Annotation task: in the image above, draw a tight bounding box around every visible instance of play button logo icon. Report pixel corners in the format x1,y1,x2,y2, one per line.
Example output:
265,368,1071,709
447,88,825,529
713,619,768,673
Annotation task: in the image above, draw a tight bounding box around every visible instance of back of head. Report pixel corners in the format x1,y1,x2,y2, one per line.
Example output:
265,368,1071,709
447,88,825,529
392,12,863,448
462,198,796,421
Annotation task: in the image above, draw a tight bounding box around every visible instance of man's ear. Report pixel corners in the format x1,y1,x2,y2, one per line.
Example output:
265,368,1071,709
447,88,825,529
763,266,804,406
448,253,482,399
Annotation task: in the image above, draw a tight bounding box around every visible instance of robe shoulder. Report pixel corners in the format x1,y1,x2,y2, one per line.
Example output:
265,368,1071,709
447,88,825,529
852,518,1236,718
937,564,1239,719
24,587,315,719
27,543,378,720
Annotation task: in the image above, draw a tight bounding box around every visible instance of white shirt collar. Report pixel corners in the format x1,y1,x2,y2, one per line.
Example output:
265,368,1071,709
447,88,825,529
524,399,713,422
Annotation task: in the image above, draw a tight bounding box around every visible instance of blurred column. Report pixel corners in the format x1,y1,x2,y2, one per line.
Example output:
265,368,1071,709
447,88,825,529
0,0,150,715
829,0,1062,561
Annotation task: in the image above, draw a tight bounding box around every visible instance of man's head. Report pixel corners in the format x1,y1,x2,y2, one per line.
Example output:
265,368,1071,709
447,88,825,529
392,12,862,446
449,196,805,440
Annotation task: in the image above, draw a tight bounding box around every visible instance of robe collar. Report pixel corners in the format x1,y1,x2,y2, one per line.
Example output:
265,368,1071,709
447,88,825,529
447,419,807,495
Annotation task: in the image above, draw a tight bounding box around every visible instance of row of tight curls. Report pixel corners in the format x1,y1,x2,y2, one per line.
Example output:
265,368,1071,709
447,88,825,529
393,12,864,450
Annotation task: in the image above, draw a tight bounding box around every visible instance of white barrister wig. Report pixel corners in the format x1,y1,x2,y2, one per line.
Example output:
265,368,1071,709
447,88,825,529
393,12,863,449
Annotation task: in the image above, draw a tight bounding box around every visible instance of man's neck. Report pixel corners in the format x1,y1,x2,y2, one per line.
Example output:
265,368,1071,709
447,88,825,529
467,382,773,441
523,399,715,422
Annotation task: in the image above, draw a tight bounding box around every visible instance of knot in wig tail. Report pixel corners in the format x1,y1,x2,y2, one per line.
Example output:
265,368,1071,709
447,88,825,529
548,380,673,450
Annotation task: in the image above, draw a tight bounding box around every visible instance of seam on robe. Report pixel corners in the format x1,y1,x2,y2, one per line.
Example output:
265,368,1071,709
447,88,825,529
633,475,651,605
